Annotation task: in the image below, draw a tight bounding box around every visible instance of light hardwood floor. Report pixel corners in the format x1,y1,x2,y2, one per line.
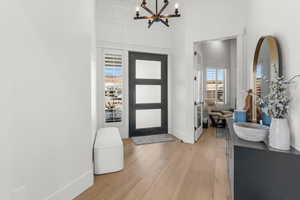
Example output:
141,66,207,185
75,128,230,200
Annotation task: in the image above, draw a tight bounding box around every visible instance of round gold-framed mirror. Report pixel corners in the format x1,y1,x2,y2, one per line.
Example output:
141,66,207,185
252,36,281,123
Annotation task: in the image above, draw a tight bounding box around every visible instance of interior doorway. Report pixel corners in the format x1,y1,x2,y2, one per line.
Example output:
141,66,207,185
129,52,168,137
194,36,240,141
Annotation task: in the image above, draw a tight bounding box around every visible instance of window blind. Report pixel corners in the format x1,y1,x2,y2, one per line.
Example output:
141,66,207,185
104,53,123,123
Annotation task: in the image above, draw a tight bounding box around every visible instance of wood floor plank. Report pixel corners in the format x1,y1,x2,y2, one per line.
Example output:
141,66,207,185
173,128,216,200
140,143,194,200
74,128,231,200
213,137,231,200
122,142,179,200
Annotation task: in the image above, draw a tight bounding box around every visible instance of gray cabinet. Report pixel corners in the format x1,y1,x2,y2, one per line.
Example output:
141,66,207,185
225,125,234,198
226,119,300,200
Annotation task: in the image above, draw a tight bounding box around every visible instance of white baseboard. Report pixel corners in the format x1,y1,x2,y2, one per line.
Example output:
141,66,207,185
44,170,93,200
172,131,194,144
292,144,300,152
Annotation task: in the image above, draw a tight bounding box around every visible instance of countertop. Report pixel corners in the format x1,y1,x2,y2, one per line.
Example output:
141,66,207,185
226,118,300,156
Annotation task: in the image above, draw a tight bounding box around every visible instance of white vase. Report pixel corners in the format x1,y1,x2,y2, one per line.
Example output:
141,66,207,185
269,118,291,150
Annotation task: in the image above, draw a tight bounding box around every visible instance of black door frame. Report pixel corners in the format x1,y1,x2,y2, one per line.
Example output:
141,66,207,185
129,51,168,137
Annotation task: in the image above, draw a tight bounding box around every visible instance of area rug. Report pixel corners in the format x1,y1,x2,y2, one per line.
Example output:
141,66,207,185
132,134,176,145
216,128,228,139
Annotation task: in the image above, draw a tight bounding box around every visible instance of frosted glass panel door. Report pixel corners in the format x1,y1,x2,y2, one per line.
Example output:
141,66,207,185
136,85,161,104
136,109,161,129
129,52,168,137
136,60,161,79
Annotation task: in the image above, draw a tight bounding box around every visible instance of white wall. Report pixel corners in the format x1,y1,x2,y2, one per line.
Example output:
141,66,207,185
96,0,172,49
246,0,300,150
0,10,13,195
201,40,230,68
171,0,247,143
96,0,173,138
0,1,14,194
229,39,237,108
2,0,95,199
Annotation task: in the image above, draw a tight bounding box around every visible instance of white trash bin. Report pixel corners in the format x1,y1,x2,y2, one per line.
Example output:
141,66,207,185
94,127,124,175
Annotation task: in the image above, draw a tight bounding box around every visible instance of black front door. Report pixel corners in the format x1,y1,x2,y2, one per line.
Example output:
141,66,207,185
129,52,168,137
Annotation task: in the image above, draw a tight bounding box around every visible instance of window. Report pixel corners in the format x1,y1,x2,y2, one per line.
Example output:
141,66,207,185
256,64,262,97
104,52,123,123
206,68,226,103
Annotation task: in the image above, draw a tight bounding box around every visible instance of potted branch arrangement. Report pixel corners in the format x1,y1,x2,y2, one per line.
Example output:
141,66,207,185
259,67,300,151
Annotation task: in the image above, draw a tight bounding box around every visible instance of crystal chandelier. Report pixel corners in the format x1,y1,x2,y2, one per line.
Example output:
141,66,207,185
134,0,181,28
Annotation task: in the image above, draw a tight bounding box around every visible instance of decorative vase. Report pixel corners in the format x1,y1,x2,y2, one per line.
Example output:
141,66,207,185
262,112,271,126
269,118,290,150
234,110,246,122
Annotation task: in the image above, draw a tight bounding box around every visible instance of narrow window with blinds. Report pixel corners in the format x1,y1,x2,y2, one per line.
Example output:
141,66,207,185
256,64,262,98
206,68,226,103
104,53,123,123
